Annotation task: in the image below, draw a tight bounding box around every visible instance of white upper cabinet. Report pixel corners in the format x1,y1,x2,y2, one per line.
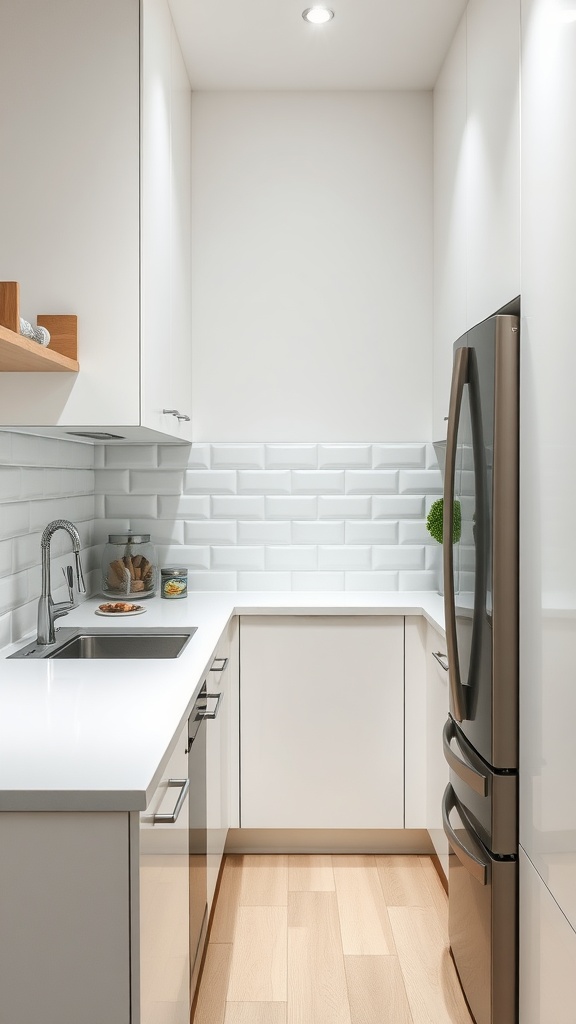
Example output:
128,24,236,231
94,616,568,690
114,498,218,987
0,0,192,443
433,0,521,437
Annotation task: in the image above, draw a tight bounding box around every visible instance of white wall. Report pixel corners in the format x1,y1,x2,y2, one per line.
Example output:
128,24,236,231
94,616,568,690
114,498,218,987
190,92,433,442
433,0,521,437
519,0,576,1006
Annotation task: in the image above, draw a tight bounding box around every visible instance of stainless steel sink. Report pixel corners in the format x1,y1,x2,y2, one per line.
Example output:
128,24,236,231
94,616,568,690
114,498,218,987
9,627,197,660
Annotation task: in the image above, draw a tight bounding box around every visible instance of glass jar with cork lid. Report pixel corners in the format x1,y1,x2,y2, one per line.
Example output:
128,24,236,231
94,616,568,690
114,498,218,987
101,533,157,599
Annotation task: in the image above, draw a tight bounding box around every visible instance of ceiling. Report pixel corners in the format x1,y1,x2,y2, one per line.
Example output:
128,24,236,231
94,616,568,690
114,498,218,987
167,0,469,91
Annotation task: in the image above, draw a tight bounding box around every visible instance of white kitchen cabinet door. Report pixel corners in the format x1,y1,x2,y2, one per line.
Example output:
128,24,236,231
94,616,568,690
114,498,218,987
0,0,192,443
239,616,404,829
425,621,450,879
206,617,239,910
519,847,576,1024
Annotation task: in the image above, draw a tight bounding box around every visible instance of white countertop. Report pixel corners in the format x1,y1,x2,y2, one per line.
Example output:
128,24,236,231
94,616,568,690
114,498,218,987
0,591,445,813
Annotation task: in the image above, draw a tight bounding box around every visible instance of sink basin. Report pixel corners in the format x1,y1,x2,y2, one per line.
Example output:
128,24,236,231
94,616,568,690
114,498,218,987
9,627,197,660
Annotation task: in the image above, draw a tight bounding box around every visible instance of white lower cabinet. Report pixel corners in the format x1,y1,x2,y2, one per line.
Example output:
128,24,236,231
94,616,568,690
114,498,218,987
137,719,191,1024
206,617,239,910
239,615,405,829
425,620,450,879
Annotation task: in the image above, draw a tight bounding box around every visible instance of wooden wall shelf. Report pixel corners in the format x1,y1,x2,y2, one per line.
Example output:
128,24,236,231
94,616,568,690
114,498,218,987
0,282,79,373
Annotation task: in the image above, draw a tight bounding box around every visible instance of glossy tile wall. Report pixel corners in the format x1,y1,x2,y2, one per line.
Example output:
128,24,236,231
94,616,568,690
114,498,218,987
95,443,443,592
0,432,98,646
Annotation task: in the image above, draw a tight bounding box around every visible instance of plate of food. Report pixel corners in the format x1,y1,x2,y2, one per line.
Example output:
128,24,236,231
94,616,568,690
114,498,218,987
95,602,147,616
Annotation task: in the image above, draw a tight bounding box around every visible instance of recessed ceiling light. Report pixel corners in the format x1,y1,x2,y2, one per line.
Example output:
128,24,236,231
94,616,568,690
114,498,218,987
302,7,334,25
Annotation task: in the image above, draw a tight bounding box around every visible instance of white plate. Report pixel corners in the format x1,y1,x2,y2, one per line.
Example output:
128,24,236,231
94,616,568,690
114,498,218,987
95,606,147,617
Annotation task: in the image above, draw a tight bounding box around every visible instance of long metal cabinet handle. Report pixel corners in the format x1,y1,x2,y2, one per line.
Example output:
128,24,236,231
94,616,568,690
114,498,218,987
432,651,449,671
442,784,489,886
201,692,223,720
442,718,488,796
443,344,469,722
152,778,190,824
210,657,229,672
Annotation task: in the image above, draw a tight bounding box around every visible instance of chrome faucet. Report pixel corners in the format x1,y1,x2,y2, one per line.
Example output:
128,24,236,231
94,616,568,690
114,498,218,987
37,520,87,645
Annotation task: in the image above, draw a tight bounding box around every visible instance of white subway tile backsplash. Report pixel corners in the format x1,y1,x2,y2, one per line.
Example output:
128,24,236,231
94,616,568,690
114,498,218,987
185,470,237,494
158,445,196,470
237,572,292,591
372,444,426,468
292,521,345,544
399,520,431,544
238,521,292,544
0,502,30,539
265,444,318,469
178,444,210,469
318,496,371,519
212,496,265,520
158,496,211,520
373,495,425,518
398,571,438,591
425,545,442,571
292,470,344,494
345,571,399,591
129,470,184,495
345,521,398,545
0,610,11,648
318,444,371,468
399,469,443,494
0,466,22,501
0,432,12,464
0,571,29,615
188,571,238,591
130,519,185,545
158,545,210,569
211,444,265,469
185,521,238,545
373,546,425,570
266,496,317,519
95,469,130,494
292,571,345,591
105,495,157,520
211,546,265,571
0,540,12,578
345,470,398,494
318,546,372,570
105,445,157,468
266,546,317,571
237,471,291,494
12,533,41,574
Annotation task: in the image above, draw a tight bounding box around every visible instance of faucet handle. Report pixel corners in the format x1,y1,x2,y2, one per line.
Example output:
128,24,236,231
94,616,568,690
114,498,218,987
62,565,74,603
74,551,86,595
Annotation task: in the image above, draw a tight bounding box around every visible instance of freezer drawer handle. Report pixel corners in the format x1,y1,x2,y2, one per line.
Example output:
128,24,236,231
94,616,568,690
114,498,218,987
200,691,223,720
442,784,489,886
210,657,229,673
432,651,449,671
442,718,488,796
152,778,190,824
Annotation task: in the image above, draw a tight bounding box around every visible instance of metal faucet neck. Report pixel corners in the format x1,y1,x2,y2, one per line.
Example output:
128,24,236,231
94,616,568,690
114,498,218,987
37,520,87,645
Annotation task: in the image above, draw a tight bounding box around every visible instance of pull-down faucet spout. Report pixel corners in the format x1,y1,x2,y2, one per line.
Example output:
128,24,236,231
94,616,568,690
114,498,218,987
37,520,87,645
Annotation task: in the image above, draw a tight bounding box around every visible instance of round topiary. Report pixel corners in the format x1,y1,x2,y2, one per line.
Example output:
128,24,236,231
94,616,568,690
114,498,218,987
426,498,461,544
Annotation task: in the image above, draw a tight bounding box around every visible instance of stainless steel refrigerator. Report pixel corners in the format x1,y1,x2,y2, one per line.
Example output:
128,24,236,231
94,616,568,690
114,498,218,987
441,313,519,1024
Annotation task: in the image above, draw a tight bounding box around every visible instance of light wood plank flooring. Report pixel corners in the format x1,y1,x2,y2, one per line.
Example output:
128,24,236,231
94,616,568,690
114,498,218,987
193,855,473,1024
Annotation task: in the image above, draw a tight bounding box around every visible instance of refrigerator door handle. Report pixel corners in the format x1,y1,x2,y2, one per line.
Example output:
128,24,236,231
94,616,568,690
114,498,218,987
442,784,490,886
442,718,488,796
443,344,469,722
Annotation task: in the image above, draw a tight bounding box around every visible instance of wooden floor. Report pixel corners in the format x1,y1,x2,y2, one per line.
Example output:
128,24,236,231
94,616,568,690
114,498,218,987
193,855,473,1024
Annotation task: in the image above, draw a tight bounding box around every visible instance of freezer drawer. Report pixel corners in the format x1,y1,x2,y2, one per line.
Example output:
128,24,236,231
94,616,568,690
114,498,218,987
444,716,517,855
443,784,517,1024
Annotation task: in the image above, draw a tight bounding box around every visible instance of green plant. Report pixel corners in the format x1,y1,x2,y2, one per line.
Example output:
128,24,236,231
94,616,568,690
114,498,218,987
426,498,461,545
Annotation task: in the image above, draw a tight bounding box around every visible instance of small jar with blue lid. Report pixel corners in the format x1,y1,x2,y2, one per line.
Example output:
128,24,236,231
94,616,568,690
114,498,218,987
161,567,188,599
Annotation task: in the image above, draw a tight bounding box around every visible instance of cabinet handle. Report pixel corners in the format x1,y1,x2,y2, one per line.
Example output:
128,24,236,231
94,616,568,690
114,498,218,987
163,408,190,422
201,692,223,720
432,651,449,671
210,657,229,673
152,778,190,824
